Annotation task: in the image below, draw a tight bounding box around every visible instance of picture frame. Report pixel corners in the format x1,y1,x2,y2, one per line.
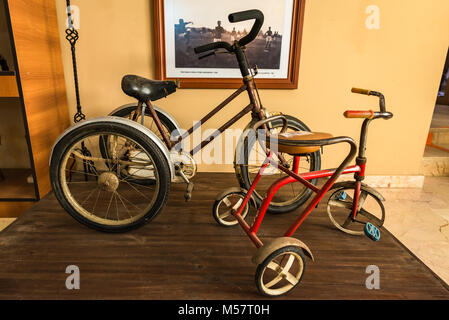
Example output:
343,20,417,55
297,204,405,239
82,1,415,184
153,0,305,89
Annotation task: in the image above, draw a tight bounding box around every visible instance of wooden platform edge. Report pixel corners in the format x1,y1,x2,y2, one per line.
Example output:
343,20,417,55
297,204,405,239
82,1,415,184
383,226,449,291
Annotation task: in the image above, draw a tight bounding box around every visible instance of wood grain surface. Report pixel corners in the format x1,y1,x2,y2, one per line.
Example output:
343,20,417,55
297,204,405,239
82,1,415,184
0,173,447,299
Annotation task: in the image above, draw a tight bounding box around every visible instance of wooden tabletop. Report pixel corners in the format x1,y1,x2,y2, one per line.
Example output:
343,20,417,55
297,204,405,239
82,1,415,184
0,173,447,299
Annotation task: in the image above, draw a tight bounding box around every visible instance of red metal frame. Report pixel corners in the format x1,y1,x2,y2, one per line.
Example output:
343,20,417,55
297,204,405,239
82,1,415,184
231,152,364,248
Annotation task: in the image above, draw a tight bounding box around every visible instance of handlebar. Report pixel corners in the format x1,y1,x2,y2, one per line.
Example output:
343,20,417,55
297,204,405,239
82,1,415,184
344,110,375,119
194,41,233,54
347,87,392,119
351,87,387,113
351,88,372,95
229,9,264,47
194,9,264,55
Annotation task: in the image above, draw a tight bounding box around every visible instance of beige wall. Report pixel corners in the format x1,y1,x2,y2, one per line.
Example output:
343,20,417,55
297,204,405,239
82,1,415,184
55,0,449,175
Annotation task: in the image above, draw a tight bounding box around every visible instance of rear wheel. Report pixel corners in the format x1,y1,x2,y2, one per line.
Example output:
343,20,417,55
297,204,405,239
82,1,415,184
108,105,178,142
235,115,321,214
212,190,250,227
100,105,178,185
50,121,171,233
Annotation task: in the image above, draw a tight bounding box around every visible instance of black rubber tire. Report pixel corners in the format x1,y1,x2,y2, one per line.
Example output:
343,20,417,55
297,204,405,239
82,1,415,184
255,245,306,297
236,115,321,214
50,121,171,233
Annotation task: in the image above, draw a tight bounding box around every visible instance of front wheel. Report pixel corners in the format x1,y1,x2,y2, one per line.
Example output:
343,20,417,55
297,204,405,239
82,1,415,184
255,245,306,297
50,121,171,233
235,115,321,214
327,182,385,235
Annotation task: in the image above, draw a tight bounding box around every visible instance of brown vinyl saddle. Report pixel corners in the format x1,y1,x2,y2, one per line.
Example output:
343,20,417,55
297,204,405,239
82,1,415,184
269,131,333,154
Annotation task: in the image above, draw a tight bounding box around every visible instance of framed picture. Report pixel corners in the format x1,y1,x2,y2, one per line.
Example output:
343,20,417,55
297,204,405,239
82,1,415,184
153,0,305,89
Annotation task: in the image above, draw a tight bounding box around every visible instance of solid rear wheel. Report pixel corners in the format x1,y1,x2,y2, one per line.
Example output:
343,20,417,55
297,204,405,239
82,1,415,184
212,190,250,227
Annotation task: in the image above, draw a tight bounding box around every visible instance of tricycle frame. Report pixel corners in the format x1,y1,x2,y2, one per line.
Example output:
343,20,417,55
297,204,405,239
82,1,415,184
230,119,382,248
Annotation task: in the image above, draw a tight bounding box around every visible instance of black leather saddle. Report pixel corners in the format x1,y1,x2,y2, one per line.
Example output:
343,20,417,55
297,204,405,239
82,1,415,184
121,75,178,102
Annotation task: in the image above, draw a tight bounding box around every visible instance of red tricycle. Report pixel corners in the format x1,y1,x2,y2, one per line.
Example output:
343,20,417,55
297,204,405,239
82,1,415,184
213,88,393,297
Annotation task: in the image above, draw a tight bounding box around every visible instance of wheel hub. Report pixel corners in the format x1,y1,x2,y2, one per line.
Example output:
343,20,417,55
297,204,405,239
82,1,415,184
98,172,119,192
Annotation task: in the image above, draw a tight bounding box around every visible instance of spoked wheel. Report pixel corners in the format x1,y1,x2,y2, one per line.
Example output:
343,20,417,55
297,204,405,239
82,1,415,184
255,246,306,297
51,122,171,233
327,182,385,235
212,190,250,227
108,105,178,143
100,105,178,185
236,115,321,214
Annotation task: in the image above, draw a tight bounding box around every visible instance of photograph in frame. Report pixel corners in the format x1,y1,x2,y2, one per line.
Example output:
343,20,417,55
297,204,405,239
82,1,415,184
153,0,305,89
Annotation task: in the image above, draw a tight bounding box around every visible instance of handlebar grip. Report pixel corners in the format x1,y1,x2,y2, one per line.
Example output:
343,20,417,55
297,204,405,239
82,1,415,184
194,41,233,54
228,9,264,47
351,88,371,95
344,110,375,119
228,9,263,23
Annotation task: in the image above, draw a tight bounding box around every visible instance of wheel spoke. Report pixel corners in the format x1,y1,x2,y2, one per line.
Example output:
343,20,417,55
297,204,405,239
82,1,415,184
91,189,102,214
65,169,99,178
265,274,283,289
116,191,143,211
266,261,281,272
232,198,243,210
328,199,352,210
104,191,115,219
80,187,98,206
357,191,368,210
341,214,353,228
283,272,297,286
115,191,133,219
222,198,232,207
282,255,295,274
220,209,232,219
118,177,156,190
122,180,152,201
359,209,383,225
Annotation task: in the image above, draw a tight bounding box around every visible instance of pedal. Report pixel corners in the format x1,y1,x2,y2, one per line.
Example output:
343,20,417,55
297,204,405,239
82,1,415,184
334,191,347,201
184,182,194,202
364,222,381,242
175,164,194,202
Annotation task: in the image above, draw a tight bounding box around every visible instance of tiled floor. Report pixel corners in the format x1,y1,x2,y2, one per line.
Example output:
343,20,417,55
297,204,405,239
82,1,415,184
430,104,449,128
382,176,449,285
1,176,449,287
423,104,449,176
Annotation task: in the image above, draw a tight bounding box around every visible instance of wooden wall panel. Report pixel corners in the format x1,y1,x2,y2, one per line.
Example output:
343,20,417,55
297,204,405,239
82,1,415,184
0,201,34,218
0,75,18,97
7,0,70,198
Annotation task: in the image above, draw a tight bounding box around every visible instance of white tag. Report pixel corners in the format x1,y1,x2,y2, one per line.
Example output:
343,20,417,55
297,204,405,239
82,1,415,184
279,131,313,138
